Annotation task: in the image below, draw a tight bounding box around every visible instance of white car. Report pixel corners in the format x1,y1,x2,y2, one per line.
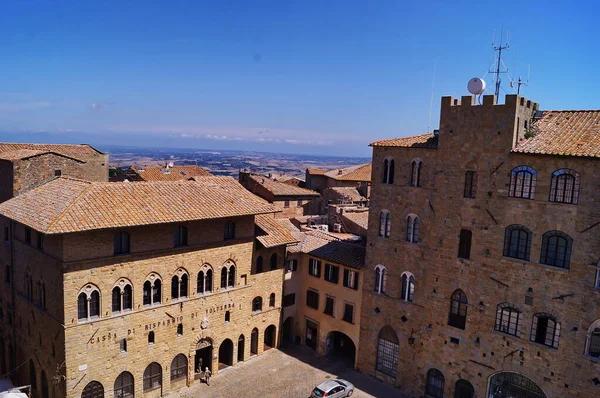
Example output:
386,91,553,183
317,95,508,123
310,379,355,397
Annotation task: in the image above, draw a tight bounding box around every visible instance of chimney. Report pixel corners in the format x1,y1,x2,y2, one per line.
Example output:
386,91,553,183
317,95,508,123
338,169,343,175
434,129,439,137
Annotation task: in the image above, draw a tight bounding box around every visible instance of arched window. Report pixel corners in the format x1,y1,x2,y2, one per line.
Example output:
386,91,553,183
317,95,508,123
586,319,600,358
448,289,468,330
549,168,580,204
382,158,395,184
540,231,573,269
221,261,235,289
171,276,179,299
269,293,276,308
256,256,264,273
454,379,474,398
112,281,133,314
531,313,560,348
197,266,213,294
81,381,104,398
177,323,183,336
148,331,155,345
509,165,537,199
112,287,121,313
503,225,532,261
171,270,189,300
225,311,231,322
425,368,445,398
224,220,235,240
411,159,422,187
170,354,188,381
463,170,477,198
406,214,419,243
143,275,162,306
374,265,386,294
252,296,262,312
143,362,162,392
77,285,101,322
270,253,278,270
114,231,130,255
123,284,132,311
495,303,522,337
376,326,399,377
114,371,134,398
401,272,415,302
220,267,227,289
379,210,391,237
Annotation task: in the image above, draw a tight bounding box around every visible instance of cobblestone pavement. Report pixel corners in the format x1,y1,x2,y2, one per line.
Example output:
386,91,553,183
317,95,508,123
173,345,409,398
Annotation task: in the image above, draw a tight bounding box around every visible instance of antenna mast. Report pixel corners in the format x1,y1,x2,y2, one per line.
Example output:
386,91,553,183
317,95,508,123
490,29,510,97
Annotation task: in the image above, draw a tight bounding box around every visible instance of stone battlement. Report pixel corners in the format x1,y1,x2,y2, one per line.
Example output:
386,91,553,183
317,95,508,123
441,94,538,111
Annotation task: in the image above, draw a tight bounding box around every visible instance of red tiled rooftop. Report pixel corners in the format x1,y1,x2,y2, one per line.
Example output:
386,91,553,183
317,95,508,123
370,132,438,148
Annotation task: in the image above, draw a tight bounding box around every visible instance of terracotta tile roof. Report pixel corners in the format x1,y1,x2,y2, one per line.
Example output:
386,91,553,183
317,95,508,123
191,176,268,202
131,165,212,181
307,168,327,175
287,230,365,269
0,177,276,234
0,142,104,157
328,187,366,202
255,214,300,248
276,175,304,183
324,163,372,181
0,149,84,163
370,132,438,148
512,110,600,158
248,175,319,197
340,211,369,230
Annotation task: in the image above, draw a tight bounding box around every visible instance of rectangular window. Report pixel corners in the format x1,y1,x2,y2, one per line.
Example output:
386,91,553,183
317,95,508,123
286,259,298,272
25,227,31,244
342,303,354,324
308,258,321,278
54,169,62,177
224,221,235,240
297,200,303,207
4,226,8,241
37,233,44,251
283,293,296,307
284,200,290,208
464,171,477,198
458,229,472,259
174,225,188,247
324,264,339,284
114,232,130,255
343,269,359,289
324,296,335,317
306,289,319,310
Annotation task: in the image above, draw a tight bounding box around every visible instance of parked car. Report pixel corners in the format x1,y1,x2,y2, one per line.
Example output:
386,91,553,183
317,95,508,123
310,379,355,397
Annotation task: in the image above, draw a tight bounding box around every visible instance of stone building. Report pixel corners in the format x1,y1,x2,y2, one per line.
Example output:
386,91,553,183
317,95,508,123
0,143,108,203
0,176,295,398
281,225,365,367
357,94,600,397
305,163,371,198
110,164,212,182
238,171,320,218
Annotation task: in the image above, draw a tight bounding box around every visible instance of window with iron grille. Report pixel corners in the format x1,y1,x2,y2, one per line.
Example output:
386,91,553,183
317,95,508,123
143,362,162,391
425,368,445,398
324,296,335,317
170,354,187,381
495,303,522,337
458,229,472,259
509,166,537,199
342,303,354,324
324,264,339,284
448,289,468,329
343,269,358,290
549,169,580,204
308,258,321,277
463,171,477,198
540,230,573,269
376,326,399,377
306,289,319,310
503,225,532,261
81,381,104,398
530,313,560,348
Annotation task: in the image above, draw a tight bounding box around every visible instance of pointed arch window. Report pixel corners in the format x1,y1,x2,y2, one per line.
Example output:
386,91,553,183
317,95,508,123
382,158,395,184
448,289,468,329
411,159,422,187
77,285,101,322
549,168,580,204
509,165,537,199
374,265,386,294
171,270,189,300
406,214,420,243
495,303,522,337
197,265,213,294
112,281,133,314
221,261,236,289
379,210,391,237
531,313,560,348
401,272,415,302
503,225,532,261
540,230,573,269
143,276,162,306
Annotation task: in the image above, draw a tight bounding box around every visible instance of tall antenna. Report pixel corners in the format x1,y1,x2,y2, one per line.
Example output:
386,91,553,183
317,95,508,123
511,64,530,95
490,28,510,97
427,60,437,134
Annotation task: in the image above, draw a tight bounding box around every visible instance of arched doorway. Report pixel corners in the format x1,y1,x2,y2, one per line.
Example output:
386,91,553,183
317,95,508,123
250,328,259,356
282,317,294,346
218,339,233,370
264,325,276,350
488,372,546,398
325,331,356,366
454,379,474,398
237,335,245,362
41,371,49,398
194,338,212,375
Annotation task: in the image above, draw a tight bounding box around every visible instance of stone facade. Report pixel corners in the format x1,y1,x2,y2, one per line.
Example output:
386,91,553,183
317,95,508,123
357,94,600,397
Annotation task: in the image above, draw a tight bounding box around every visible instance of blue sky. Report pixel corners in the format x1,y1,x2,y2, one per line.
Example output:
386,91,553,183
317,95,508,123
1,1,598,157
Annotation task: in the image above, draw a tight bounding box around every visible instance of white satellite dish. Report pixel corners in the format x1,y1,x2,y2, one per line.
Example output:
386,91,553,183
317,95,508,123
467,77,486,95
